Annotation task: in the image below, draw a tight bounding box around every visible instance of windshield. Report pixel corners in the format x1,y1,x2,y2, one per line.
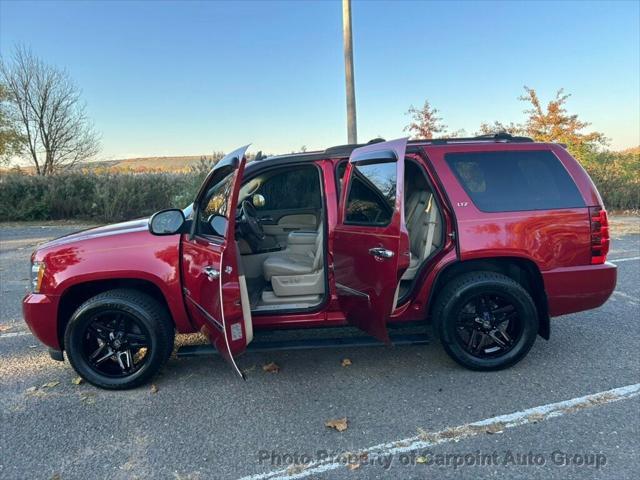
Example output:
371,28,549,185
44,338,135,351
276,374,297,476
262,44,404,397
183,203,193,219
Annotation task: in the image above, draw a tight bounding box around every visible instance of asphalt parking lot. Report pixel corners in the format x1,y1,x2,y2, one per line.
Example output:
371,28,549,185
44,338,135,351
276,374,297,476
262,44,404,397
1,219,639,480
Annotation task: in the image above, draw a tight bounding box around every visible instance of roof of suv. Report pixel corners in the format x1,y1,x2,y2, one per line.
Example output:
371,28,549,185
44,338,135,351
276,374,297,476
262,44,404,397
249,133,537,171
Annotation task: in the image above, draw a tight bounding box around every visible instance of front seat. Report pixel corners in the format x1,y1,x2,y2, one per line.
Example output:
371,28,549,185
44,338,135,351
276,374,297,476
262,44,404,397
262,225,324,296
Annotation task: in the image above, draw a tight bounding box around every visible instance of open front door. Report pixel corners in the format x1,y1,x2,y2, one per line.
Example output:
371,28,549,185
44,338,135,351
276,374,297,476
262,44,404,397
181,145,253,378
333,138,410,343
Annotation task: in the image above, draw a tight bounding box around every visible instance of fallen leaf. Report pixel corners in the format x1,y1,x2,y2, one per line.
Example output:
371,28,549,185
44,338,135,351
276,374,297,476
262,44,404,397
0,325,12,333
347,463,360,471
80,392,95,404
41,381,59,389
262,362,280,373
150,384,158,394
416,455,428,464
485,422,505,434
25,386,38,394
72,377,83,385
51,474,61,480
341,358,352,367
285,464,307,475
325,417,348,432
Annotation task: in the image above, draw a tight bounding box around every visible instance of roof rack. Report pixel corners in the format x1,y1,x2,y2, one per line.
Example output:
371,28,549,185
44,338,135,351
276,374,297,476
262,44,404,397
417,132,534,145
324,137,386,156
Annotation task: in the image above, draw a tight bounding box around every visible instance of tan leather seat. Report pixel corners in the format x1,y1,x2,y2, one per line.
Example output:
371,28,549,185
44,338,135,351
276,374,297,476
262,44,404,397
402,190,441,280
263,225,324,296
262,253,316,279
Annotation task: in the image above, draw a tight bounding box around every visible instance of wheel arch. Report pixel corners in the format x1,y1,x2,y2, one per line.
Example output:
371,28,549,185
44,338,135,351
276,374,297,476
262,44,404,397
57,278,175,350
428,256,550,339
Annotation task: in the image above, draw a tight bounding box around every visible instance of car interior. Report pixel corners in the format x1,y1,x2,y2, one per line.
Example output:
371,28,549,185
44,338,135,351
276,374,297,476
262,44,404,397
234,165,326,312
397,160,443,300
228,158,443,314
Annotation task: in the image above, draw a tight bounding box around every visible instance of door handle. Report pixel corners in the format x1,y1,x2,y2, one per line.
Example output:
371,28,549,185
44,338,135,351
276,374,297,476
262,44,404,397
260,216,274,222
368,247,395,259
203,266,220,281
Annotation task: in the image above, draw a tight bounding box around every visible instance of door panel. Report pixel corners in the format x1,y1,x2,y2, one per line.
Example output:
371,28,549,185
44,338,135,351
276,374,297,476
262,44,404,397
261,212,318,245
333,138,410,343
180,145,252,378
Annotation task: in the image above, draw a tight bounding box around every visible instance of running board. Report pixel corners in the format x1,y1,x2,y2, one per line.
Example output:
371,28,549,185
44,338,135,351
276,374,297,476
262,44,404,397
176,333,429,358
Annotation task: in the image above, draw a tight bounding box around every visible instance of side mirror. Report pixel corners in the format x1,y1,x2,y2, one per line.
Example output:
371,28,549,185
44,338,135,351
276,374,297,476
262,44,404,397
252,193,266,208
149,209,186,235
208,214,229,237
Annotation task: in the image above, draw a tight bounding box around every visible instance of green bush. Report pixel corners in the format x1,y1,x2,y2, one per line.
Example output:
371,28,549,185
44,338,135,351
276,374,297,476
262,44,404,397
583,151,639,212
0,150,637,223
0,171,205,222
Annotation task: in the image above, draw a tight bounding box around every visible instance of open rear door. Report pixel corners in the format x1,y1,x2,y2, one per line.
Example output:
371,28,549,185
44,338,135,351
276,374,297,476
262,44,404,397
333,138,410,343
181,145,253,378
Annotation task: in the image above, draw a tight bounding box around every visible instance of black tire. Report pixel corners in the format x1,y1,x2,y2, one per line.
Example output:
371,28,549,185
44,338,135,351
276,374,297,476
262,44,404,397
433,271,538,371
64,289,174,390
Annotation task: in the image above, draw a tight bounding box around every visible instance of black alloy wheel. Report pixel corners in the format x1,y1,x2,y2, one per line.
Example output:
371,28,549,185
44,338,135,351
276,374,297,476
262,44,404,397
433,271,539,371
65,289,174,390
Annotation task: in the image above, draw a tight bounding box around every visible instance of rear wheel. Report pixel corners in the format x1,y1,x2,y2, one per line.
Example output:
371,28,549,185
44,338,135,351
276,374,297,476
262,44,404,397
433,272,538,371
64,289,174,390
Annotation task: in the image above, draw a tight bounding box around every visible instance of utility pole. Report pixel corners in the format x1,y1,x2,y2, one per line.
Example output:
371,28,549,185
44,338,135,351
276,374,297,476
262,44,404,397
342,0,357,144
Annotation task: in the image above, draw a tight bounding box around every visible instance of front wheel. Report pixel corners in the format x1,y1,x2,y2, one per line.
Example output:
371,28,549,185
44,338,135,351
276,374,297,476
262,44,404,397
433,272,538,371
64,289,174,390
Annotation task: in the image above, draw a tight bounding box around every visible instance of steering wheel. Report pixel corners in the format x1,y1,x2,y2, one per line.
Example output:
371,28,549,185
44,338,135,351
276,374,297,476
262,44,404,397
240,200,265,241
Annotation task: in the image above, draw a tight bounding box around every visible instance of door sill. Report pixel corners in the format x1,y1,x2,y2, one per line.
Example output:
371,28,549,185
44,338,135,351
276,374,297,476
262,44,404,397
176,331,429,357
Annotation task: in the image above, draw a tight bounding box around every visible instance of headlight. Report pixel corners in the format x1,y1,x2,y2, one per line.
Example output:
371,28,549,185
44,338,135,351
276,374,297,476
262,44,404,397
31,261,45,293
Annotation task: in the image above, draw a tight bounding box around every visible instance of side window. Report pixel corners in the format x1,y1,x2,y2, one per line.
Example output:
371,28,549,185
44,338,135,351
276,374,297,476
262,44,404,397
344,161,396,226
446,150,585,212
254,166,321,210
197,171,235,237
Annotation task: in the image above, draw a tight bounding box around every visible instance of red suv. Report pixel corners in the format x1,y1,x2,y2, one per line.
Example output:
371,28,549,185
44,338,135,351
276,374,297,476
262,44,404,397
22,135,617,389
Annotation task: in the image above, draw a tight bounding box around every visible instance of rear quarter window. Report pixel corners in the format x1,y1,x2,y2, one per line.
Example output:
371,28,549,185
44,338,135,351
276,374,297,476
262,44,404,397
445,150,585,212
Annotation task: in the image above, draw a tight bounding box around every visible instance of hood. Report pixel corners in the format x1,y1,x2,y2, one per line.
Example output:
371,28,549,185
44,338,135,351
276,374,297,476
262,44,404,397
40,218,150,250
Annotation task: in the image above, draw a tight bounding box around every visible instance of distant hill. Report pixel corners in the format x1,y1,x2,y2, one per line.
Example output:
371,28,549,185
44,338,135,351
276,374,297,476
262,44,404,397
2,154,220,174
85,155,218,172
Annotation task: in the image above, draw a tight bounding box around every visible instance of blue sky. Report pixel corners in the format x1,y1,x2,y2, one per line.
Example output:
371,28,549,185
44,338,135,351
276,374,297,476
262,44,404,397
1,0,638,159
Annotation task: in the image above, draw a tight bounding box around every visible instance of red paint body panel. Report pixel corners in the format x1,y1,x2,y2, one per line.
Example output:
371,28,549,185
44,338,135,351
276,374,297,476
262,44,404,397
181,149,249,375
542,262,617,316
24,220,192,350
333,138,410,342
421,142,614,317
22,293,60,348
22,140,617,355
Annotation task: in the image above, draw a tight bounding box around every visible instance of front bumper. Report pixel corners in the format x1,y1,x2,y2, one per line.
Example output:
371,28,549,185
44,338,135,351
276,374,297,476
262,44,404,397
22,293,61,350
543,261,617,317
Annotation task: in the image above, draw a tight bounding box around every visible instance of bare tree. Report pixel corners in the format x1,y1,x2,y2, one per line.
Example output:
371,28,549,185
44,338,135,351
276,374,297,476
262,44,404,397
404,100,447,139
0,82,23,165
1,46,100,175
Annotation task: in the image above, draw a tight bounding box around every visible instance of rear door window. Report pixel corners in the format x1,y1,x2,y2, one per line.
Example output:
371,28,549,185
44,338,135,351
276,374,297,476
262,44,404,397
445,150,585,212
344,161,396,225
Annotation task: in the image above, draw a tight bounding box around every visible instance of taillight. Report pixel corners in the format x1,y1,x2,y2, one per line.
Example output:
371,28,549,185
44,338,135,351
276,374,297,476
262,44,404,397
589,206,609,264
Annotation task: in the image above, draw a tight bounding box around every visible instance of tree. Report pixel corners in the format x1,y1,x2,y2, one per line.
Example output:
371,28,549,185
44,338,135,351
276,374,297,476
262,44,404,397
476,121,524,137
1,46,100,175
0,82,23,164
520,86,606,160
404,100,447,139
478,87,606,162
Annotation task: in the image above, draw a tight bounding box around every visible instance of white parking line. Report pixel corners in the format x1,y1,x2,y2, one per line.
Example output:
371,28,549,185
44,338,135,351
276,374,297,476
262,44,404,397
239,383,640,480
0,331,31,339
613,291,639,305
611,256,640,263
